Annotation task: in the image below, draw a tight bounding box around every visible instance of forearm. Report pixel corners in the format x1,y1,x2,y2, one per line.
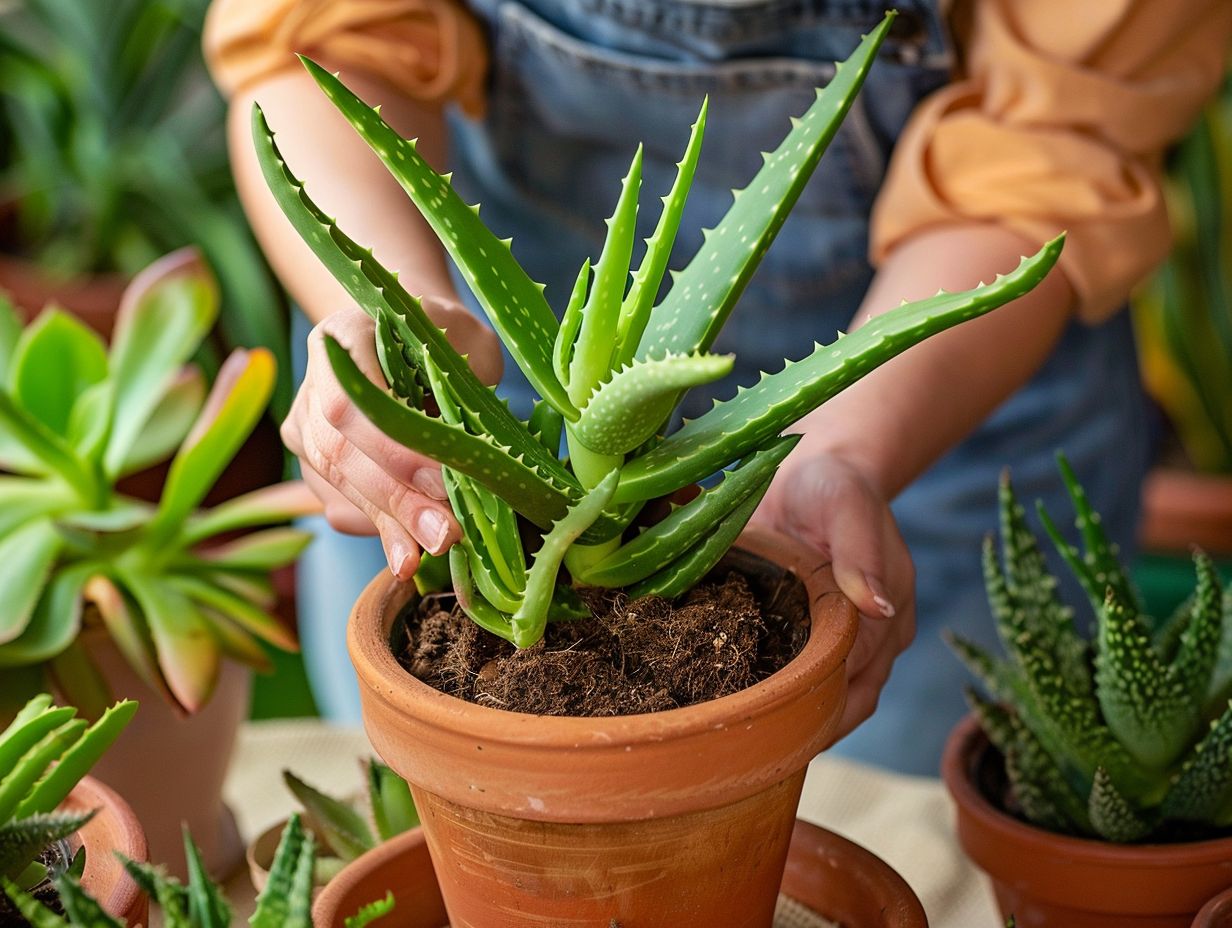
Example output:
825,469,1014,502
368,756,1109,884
790,223,1075,499
228,67,457,325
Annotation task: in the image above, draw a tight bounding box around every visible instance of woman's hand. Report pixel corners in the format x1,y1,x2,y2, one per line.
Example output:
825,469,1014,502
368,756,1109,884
752,451,916,742
281,298,503,580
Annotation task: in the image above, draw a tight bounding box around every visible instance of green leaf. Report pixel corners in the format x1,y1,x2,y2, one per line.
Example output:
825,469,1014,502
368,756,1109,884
2,876,73,928
283,770,374,861
1162,702,1232,824
1055,452,1139,613
118,366,207,476
616,98,707,366
55,874,127,928
572,352,734,456
0,478,73,539
121,572,219,714
8,309,109,438
568,146,643,404
0,565,89,667
84,574,168,701
0,393,101,501
626,471,771,600
1088,767,1153,842
104,250,218,477
250,813,307,928
289,64,576,418
184,828,233,928
577,436,797,588
345,892,395,928
443,471,524,611
0,297,22,382
552,260,589,389
512,471,619,648
636,15,893,360
191,528,313,572
146,348,275,544
180,483,321,547
0,702,75,792
616,238,1065,502
165,575,298,652
0,813,93,883
0,519,62,646
448,546,517,644
0,720,86,824
367,760,417,841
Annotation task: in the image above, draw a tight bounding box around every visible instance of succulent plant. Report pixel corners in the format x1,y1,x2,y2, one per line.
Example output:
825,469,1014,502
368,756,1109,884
0,694,135,917
951,454,1232,843
282,759,417,883
254,12,1062,648
0,250,316,714
2,813,396,928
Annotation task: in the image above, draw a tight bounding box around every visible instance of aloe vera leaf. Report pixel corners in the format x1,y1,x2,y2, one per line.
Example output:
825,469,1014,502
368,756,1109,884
367,760,418,840
0,721,86,823
283,771,374,861
165,575,298,652
15,700,136,817
626,472,771,600
184,829,233,928
251,813,309,928
345,892,395,928
616,98,708,366
2,876,75,927
0,564,89,667
1172,552,1223,705
568,146,643,404
528,399,564,456
251,104,577,473
572,352,734,456
578,436,797,588
0,703,75,786
616,239,1064,502
1055,452,1140,613
324,335,582,529
449,547,517,644
292,62,576,418
446,495,523,613
637,15,894,360
58,873,133,927
104,253,218,476
1088,767,1154,842
413,551,450,595
192,528,313,572
553,260,590,388
512,471,619,648
284,828,317,928
0,519,62,647
1162,701,1232,823
120,573,219,714
374,308,423,407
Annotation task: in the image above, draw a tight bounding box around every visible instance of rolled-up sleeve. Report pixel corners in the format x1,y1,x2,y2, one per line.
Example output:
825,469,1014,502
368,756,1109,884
204,0,488,117
871,0,1232,322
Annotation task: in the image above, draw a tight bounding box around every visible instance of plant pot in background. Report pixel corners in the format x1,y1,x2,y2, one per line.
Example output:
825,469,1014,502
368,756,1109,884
79,629,251,881
944,715,1232,928
1139,468,1232,557
65,776,149,926
0,251,128,338
347,528,859,928
1194,888,1232,928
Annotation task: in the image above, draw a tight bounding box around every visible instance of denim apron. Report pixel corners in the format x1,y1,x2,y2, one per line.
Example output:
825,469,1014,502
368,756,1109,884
295,0,1151,775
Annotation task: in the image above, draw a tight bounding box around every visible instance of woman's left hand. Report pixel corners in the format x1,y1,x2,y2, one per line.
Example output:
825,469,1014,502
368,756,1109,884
752,450,916,742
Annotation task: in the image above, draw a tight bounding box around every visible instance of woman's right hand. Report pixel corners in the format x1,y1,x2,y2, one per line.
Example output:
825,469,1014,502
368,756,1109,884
281,299,502,580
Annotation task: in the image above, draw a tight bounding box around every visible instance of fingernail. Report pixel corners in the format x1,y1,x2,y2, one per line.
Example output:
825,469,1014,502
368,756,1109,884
388,540,413,579
864,573,896,618
415,508,450,555
411,468,449,500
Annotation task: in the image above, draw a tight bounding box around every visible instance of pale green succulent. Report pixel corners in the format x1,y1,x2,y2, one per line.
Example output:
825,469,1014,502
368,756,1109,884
254,12,1062,649
0,694,135,916
2,813,396,928
951,454,1232,842
0,252,315,714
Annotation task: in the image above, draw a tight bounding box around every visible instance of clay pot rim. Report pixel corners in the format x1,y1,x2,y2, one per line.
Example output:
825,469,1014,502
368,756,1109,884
66,776,147,921
1193,885,1232,927
942,714,1232,865
348,527,858,750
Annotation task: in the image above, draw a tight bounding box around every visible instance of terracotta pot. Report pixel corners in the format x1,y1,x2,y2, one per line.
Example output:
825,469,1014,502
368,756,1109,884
0,252,128,338
347,528,858,928
65,776,149,926
1139,467,1232,556
312,820,927,928
79,628,251,881
1194,888,1232,928
943,715,1232,927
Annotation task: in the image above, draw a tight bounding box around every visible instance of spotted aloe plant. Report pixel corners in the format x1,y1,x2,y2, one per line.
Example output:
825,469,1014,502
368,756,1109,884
0,251,317,714
253,12,1063,648
950,454,1232,842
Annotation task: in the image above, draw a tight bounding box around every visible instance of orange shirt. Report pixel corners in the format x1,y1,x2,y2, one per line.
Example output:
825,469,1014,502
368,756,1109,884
205,0,1232,323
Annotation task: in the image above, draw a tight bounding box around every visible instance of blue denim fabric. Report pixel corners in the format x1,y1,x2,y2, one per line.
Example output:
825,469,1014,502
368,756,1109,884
295,0,1150,775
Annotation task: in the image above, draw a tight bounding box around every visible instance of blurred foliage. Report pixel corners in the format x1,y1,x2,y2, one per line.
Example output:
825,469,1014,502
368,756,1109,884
0,0,290,410
1134,71,1232,473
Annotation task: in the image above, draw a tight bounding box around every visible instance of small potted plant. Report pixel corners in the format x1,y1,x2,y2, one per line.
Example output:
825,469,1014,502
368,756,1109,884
944,455,1232,927
0,252,318,876
0,695,144,926
252,11,1057,926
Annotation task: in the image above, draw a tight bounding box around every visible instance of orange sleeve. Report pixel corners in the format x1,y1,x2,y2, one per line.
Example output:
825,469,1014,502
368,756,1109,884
870,0,1232,322
203,0,488,117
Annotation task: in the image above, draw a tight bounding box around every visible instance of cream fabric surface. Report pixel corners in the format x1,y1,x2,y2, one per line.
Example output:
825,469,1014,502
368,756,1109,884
220,720,996,926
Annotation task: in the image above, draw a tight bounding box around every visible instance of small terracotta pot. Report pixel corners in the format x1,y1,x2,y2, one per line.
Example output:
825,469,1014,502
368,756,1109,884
1194,888,1232,928
80,628,251,880
348,528,858,928
65,776,149,926
312,820,927,928
944,715,1232,927
1139,467,1232,556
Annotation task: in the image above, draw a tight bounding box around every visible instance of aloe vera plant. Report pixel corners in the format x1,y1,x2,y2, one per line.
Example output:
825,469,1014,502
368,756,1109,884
0,251,316,714
951,454,1232,842
254,12,1063,649
2,814,396,928
0,694,135,920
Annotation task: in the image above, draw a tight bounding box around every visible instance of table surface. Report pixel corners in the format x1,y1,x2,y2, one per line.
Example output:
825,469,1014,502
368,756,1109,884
219,719,998,926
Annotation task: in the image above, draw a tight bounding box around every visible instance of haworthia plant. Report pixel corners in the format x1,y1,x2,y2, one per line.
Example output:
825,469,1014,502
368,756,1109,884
953,454,1232,843
2,814,396,928
254,12,1064,648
